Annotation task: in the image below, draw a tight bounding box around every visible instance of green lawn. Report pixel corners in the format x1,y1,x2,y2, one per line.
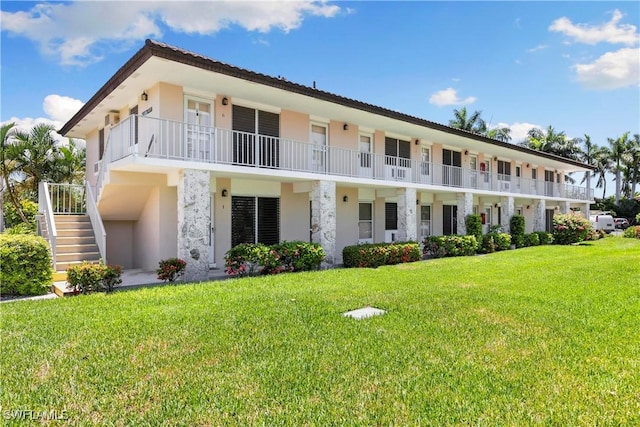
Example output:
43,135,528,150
1,238,639,425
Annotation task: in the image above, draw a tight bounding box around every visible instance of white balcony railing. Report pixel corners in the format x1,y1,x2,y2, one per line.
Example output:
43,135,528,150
98,115,593,201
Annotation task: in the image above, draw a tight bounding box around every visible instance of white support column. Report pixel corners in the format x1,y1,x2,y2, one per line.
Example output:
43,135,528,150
560,201,571,214
533,199,546,232
456,192,474,235
500,196,515,231
177,169,210,282
583,203,590,219
397,187,417,241
311,180,336,268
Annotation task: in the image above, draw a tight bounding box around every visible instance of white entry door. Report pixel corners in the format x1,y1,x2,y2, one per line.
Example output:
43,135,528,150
469,154,478,188
310,124,327,172
185,97,213,160
359,134,373,178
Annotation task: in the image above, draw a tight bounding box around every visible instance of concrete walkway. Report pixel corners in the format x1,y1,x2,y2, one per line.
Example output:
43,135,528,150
1,268,230,303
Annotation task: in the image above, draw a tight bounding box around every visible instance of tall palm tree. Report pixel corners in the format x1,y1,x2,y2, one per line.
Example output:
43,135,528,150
486,126,512,142
608,132,630,204
0,123,28,223
625,134,640,198
449,107,487,134
12,123,60,196
524,125,581,160
579,134,596,186
50,138,86,185
593,146,612,199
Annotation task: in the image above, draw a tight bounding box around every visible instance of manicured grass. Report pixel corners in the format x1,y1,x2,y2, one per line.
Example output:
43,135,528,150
1,237,639,425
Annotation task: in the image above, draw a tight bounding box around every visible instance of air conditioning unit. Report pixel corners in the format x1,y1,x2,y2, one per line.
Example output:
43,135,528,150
105,112,120,126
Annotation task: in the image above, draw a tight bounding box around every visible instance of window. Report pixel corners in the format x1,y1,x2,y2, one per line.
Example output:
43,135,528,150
442,149,462,186
358,202,373,242
497,160,511,180
421,147,430,176
532,168,538,180
231,196,280,247
420,205,431,238
443,205,457,235
130,105,139,146
232,105,280,167
98,128,105,160
311,124,328,172
359,134,372,169
385,202,397,230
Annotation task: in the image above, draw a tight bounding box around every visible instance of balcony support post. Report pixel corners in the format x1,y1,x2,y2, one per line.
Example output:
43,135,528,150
533,199,546,232
560,201,571,214
311,180,336,269
456,192,474,235
177,169,210,282
397,187,417,242
500,196,515,231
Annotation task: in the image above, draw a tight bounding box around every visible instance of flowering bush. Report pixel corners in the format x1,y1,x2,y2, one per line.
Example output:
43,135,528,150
67,260,122,294
343,242,420,268
623,225,640,239
423,235,477,258
225,241,324,276
552,213,592,245
156,258,187,282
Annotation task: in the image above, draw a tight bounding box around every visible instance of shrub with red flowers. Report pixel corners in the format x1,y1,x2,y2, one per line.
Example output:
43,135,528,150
552,213,592,245
225,241,325,276
342,242,420,268
157,258,187,282
67,260,123,293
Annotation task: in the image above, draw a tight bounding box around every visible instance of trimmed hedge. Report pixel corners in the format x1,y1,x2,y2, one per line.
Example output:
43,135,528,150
465,214,483,249
524,233,540,247
423,235,477,258
536,231,553,245
0,234,53,296
480,233,512,254
343,242,421,268
67,261,123,294
510,215,526,248
225,241,325,276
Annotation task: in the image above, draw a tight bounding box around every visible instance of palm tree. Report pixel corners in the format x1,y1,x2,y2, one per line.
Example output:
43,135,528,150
0,123,28,223
593,146,612,199
608,132,630,204
12,123,60,196
625,134,640,198
524,125,581,160
486,126,512,142
579,134,596,186
449,107,487,135
51,138,86,185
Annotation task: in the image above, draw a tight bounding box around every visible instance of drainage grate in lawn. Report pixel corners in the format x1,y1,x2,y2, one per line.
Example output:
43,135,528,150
342,306,386,320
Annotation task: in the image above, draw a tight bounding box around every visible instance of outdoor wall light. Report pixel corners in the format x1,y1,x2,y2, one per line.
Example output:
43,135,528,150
140,91,148,101
222,97,229,106
494,203,499,208
221,189,228,197
414,139,420,145
343,123,349,131
464,150,469,155
526,163,530,168
526,205,531,210
343,195,348,202
416,199,420,205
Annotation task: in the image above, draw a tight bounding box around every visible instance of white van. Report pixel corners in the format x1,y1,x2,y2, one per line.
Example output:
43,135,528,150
590,214,615,233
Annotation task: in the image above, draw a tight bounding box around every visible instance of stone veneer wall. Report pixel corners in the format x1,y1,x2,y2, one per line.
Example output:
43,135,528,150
533,199,546,232
177,169,210,282
500,196,515,231
397,187,417,241
456,192,474,235
311,180,336,268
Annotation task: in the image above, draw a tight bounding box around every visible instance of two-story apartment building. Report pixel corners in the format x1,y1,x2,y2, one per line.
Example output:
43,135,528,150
59,40,594,281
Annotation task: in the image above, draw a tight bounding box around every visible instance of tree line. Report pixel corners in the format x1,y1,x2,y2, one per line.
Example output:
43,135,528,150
448,107,640,204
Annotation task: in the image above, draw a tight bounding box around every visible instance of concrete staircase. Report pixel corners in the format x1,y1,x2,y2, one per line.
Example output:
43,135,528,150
52,215,101,295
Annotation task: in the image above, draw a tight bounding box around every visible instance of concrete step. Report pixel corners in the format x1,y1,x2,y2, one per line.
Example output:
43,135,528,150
56,236,96,245
57,229,94,237
55,221,92,230
56,244,99,254
52,281,77,297
56,252,101,263
54,215,90,222
56,259,101,273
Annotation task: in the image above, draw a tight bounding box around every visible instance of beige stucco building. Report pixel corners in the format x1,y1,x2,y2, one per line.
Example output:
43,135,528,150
59,40,594,280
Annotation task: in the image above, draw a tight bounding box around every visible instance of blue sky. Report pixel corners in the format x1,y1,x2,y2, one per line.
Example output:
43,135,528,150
1,1,639,196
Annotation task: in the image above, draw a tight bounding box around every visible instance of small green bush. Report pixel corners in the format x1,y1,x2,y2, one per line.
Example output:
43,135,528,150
623,226,640,239
553,213,592,245
510,215,526,248
4,223,36,235
67,261,123,293
536,231,553,245
3,199,38,230
0,234,53,296
423,235,477,258
343,242,421,268
524,233,540,247
157,258,187,282
465,214,483,249
225,241,325,276
480,233,512,253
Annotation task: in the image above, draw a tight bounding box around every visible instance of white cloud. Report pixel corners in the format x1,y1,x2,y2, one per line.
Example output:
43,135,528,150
573,47,640,90
527,44,548,53
429,88,476,107
496,122,541,143
2,117,66,144
549,9,639,46
0,1,341,66
43,94,84,123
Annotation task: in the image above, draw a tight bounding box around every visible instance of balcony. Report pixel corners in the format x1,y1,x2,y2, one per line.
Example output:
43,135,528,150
99,115,593,201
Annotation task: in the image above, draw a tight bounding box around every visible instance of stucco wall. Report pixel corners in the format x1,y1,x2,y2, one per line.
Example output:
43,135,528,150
133,187,160,270
104,221,133,268
214,177,231,267
158,82,184,122
281,110,309,142
336,187,359,263
281,183,310,243
85,128,99,188
329,120,357,149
